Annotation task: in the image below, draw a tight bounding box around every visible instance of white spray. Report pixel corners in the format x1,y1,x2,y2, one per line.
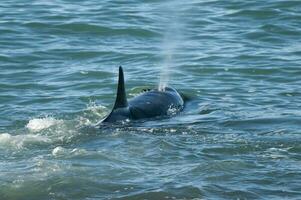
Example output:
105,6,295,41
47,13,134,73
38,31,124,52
158,1,185,91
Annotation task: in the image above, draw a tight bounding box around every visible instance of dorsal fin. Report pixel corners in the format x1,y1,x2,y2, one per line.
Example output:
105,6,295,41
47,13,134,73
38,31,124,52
113,66,128,109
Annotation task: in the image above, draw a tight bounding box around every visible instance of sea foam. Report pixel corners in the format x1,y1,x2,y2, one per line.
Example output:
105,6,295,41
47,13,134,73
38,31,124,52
0,133,50,149
26,117,63,132
52,146,87,158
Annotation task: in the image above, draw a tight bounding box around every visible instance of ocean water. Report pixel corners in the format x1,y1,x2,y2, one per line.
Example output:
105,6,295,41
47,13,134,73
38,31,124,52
1,0,301,199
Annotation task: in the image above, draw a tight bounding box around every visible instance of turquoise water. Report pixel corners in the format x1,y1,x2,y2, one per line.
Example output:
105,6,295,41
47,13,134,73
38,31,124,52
1,0,301,199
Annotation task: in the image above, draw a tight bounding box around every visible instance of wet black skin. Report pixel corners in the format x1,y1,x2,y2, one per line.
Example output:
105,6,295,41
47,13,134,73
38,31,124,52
101,67,184,123
103,87,184,122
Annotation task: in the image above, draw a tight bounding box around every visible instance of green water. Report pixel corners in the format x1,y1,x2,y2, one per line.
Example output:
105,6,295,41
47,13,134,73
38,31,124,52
1,0,301,199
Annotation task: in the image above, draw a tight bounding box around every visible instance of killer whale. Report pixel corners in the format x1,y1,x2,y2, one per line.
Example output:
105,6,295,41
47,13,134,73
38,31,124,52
101,66,184,123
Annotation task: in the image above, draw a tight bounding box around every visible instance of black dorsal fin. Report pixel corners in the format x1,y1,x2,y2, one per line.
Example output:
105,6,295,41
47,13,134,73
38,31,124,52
113,66,128,109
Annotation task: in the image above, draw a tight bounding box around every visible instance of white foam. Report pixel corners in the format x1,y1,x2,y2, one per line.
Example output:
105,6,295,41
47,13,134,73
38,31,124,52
79,102,108,126
80,70,88,75
26,117,63,132
52,146,67,157
0,133,51,149
52,146,87,158
167,105,180,116
86,102,107,116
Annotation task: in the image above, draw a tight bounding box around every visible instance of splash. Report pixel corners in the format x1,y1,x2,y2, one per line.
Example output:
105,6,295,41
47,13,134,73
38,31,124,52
0,133,50,149
167,105,181,116
79,101,108,126
52,146,68,157
52,146,87,158
26,117,63,132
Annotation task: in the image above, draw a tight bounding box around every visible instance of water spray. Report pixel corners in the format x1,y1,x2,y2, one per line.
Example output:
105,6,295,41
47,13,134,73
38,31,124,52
158,1,185,91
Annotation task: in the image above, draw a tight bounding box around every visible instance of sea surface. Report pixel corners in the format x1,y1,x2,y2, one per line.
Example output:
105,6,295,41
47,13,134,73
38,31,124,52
1,0,301,199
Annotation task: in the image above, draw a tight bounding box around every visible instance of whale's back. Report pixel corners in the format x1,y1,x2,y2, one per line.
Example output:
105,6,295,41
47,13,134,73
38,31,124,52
101,67,184,123
129,87,184,120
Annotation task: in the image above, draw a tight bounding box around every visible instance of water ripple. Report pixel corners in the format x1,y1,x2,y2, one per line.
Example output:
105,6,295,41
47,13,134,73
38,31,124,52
1,0,301,199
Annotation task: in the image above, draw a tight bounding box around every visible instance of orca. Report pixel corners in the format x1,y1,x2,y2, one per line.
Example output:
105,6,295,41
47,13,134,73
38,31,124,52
101,66,184,123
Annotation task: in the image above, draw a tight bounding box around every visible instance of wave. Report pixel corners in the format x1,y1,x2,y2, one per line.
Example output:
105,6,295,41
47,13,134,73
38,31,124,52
0,133,51,150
